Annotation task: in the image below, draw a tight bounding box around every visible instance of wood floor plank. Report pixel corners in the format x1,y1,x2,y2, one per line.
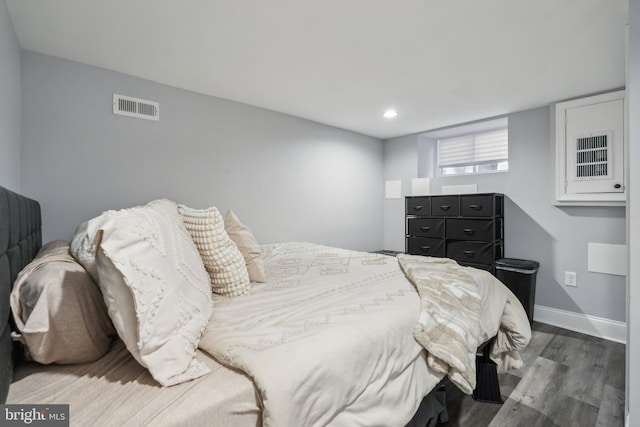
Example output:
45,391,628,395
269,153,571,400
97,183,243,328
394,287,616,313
501,356,568,415
539,332,608,407
489,399,560,427
596,385,625,427
604,341,626,391
546,395,599,426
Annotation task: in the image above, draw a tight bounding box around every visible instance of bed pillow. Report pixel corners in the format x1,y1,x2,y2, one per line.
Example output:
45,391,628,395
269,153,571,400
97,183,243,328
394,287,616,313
69,220,99,283
86,199,213,386
10,240,115,364
178,205,250,296
224,211,267,283
38,240,71,256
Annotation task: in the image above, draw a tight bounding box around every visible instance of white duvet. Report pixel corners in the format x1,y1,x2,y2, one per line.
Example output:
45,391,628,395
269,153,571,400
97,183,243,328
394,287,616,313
198,243,530,427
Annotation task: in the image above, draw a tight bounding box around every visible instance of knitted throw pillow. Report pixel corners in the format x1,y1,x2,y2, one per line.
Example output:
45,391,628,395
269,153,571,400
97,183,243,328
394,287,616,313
178,205,250,297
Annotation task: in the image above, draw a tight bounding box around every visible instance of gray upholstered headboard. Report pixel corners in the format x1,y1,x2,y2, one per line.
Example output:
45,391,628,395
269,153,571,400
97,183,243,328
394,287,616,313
0,186,42,403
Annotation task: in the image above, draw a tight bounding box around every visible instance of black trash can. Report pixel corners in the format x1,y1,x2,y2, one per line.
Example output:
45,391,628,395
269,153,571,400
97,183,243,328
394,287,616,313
495,258,540,325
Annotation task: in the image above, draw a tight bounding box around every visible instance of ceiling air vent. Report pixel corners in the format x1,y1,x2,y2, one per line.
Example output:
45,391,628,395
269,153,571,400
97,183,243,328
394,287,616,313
113,94,159,121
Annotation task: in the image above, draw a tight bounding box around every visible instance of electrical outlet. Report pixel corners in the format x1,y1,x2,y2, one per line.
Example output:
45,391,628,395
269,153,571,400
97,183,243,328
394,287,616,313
564,271,577,287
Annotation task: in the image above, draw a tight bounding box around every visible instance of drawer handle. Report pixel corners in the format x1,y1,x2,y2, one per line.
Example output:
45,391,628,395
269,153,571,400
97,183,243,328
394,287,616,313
469,204,483,210
420,226,431,232
413,205,424,211
420,246,431,252
463,228,475,235
463,250,476,257
439,205,451,211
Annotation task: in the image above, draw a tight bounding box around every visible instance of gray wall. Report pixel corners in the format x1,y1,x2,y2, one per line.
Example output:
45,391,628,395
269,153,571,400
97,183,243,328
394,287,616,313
383,106,626,322
627,0,639,423
21,51,384,251
383,134,418,251
0,0,21,192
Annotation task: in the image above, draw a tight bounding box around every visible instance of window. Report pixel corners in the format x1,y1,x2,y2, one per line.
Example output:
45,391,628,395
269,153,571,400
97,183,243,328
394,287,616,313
437,128,509,176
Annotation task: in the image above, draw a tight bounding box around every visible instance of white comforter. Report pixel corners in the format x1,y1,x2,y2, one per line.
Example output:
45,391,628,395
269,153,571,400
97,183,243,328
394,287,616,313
199,243,530,427
199,243,439,427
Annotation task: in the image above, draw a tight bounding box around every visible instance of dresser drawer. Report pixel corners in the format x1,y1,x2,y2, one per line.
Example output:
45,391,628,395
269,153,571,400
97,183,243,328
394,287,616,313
407,218,444,238
446,219,495,241
406,197,431,216
446,241,493,265
407,237,445,257
431,196,459,217
460,195,497,217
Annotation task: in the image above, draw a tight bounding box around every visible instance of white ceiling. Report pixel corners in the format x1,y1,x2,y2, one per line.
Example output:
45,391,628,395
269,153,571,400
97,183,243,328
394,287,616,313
6,0,628,139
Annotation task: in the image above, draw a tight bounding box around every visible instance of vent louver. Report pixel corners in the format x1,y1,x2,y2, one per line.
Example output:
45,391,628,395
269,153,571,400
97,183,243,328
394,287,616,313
575,132,611,180
113,94,159,121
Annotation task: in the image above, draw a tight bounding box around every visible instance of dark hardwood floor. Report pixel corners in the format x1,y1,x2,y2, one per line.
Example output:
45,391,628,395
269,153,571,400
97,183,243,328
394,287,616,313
442,322,625,427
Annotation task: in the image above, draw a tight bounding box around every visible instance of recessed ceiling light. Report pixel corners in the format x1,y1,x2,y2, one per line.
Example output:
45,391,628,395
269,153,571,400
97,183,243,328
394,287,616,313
383,110,398,118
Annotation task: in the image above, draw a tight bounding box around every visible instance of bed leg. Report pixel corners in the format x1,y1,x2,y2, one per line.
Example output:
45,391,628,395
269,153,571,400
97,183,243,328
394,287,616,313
472,339,504,404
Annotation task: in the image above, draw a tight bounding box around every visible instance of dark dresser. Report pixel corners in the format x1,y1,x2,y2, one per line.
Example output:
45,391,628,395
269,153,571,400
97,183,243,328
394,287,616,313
405,193,504,274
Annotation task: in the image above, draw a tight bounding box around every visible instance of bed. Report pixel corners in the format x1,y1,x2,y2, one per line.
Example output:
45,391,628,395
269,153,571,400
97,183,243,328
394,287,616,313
0,185,531,426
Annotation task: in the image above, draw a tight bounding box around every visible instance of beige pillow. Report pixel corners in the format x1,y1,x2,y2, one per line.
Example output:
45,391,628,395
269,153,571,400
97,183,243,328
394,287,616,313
224,211,267,283
178,205,250,296
10,241,115,364
38,240,71,257
86,199,213,386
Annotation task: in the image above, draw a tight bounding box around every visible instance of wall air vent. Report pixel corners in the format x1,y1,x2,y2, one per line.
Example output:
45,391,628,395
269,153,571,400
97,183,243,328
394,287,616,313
113,94,159,121
575,131,611,180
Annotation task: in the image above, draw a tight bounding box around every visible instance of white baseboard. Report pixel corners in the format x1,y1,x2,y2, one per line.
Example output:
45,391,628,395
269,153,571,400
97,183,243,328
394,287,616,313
533,304,626,344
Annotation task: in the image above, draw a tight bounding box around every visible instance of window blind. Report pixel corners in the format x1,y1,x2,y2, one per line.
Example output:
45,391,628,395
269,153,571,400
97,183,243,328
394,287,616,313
438,128,508,168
